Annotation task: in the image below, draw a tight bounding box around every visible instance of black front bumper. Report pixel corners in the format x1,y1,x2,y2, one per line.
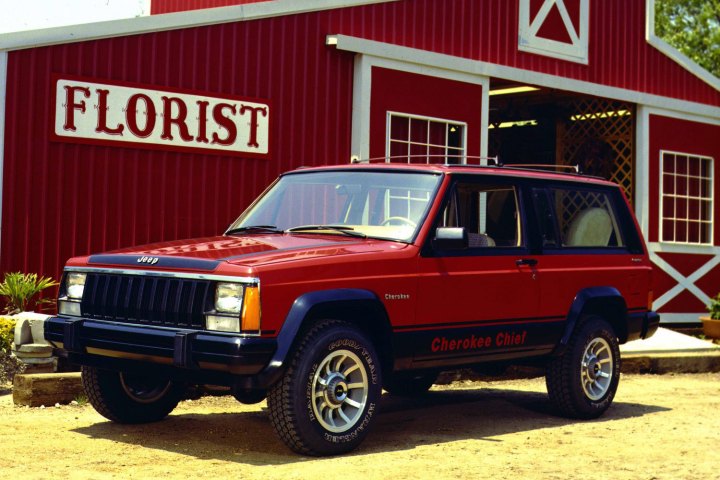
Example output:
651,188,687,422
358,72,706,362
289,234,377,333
45,316,278,388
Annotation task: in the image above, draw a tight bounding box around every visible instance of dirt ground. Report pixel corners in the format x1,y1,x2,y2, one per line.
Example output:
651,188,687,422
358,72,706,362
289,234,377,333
0,373,718,480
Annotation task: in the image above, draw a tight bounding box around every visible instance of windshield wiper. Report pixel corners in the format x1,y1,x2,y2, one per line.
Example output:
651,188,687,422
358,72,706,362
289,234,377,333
286,225,367,238
225,225,283,235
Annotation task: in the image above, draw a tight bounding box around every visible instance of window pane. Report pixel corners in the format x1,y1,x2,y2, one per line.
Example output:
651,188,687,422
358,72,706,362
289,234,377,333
689,157,700,176
662,174,674,195
676,155,688,175
410,118,428,144
662,196,675,218
675,221,688,242
389,140,408,160
701,200,712,222
390,115,409,141
428,122,445,146
662,219,675,242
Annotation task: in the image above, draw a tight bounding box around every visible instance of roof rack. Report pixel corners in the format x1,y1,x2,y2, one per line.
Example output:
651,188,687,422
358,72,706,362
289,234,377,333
350,155,588,176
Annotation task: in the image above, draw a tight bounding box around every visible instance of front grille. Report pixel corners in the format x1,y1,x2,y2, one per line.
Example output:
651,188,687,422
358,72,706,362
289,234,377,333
80,272,213,328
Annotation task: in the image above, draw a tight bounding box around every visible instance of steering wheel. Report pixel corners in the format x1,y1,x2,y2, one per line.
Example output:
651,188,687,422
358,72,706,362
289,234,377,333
381,216,417,227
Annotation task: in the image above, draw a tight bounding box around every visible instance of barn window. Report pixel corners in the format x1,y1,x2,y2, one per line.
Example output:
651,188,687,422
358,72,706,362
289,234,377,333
660,151,714,245
386,112,466,163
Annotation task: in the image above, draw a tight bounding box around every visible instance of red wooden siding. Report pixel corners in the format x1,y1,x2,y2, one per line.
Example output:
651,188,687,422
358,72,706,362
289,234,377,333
151,0,271,15
2,0,719,290
1,16,356,283
153,0,719,106
368,67,483,159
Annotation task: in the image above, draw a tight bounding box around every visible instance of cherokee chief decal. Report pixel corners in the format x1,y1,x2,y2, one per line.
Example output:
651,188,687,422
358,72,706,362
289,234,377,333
431,331,528,353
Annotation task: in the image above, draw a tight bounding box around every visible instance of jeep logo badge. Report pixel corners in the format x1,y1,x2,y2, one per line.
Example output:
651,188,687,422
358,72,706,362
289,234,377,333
137,256,159,265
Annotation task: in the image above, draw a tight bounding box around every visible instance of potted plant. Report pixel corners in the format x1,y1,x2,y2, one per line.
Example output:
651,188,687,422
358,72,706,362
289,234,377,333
701,293,720,339
0,272,59,315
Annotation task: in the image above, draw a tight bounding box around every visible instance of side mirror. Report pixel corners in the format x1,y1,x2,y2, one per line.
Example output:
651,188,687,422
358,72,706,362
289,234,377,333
433,227,468,250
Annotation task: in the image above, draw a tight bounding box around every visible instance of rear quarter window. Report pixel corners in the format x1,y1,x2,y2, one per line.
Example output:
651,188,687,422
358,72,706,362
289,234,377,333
533,184,643,253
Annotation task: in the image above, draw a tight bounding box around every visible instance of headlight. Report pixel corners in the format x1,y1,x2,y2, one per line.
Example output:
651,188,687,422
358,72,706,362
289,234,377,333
215,282,244,314
59,271,87,316
66,272,87,300
207,282,261,334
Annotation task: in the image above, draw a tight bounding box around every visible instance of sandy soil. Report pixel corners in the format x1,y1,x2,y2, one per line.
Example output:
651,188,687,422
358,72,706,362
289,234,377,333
0,373,718,480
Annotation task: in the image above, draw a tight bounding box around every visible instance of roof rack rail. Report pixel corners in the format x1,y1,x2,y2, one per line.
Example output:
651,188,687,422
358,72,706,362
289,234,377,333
351,154,501,165
349,155,588,176
502,163,581,173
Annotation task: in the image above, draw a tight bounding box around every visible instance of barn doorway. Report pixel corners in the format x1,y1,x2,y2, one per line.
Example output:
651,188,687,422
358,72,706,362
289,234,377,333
487,81,635,202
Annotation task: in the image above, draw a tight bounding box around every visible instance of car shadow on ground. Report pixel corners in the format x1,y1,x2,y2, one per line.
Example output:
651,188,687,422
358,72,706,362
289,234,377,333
72,386,669,465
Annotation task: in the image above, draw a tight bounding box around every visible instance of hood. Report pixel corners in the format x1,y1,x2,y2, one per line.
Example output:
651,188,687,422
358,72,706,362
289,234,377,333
86,234,401,271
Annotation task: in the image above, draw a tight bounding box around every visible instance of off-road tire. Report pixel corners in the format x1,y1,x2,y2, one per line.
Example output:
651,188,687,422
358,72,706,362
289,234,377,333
81,366,184,424
384,371,437,396
267,320,382,456
546,316,621,419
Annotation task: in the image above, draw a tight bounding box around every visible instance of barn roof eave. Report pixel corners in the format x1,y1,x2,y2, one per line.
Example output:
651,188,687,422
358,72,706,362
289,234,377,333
0,0,398,52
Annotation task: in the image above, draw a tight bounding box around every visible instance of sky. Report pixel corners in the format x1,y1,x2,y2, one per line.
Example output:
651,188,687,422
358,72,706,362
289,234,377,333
0,0,149,34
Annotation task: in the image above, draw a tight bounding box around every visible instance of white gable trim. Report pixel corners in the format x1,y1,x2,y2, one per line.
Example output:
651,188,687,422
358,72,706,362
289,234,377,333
328,34,720,120
645,0,720,92
518,0,589,64
0,0,398,52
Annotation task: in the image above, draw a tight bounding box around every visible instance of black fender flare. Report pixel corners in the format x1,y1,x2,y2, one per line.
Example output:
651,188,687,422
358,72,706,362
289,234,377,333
553,286,627,356
253,288,390,388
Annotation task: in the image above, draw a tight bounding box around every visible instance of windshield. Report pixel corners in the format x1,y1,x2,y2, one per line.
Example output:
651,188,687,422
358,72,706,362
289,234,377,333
227,170,442,242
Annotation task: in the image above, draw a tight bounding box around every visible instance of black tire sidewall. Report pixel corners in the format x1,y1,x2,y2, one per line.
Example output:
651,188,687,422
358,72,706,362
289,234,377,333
290,326,381,454
568,319,621,417
82,366,182,424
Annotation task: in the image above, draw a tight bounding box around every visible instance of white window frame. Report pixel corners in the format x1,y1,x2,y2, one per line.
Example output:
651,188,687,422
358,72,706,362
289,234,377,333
659,150,714,246
385,111,468,163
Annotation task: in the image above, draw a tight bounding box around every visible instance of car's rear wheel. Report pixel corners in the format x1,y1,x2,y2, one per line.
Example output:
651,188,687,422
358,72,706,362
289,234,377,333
82,366,184,424
267,320,381,456
546,316,621,419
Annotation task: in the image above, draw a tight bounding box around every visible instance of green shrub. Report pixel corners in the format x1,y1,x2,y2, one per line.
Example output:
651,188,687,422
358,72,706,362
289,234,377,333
0,272,59,314
709,293,720,320
0,316,14,354
0,316,23,384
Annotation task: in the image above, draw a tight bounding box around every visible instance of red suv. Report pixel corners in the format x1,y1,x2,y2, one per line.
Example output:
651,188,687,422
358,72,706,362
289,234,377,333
46,163,659,455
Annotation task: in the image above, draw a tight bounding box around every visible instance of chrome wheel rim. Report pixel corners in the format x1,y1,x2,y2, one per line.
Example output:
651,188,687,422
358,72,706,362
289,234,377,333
580,337,614,401
120,373,172,404
311,349,369,433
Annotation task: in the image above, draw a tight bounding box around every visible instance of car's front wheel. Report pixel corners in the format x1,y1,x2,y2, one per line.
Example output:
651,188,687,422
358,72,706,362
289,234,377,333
267,320,382,456
546,316,621,419
81,366,184,423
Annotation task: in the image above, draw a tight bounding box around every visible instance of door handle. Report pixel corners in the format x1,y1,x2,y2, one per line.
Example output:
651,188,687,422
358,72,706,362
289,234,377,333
516,258,538,267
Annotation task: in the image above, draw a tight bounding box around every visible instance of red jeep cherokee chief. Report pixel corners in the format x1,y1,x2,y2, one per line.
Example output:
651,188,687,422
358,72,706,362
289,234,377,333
46,163,659,455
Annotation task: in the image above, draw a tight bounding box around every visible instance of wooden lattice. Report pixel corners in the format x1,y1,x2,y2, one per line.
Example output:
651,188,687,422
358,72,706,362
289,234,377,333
556,97,635,201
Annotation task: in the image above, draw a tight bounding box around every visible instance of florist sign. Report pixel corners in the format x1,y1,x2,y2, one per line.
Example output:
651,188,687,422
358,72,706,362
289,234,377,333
52,75,270,157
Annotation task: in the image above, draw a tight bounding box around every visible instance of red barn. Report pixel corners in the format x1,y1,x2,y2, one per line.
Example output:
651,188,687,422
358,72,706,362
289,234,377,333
0,0,718,324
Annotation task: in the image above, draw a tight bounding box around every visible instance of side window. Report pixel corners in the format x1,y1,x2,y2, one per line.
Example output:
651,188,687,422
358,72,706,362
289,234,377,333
551,188,625,248
439,182,522,247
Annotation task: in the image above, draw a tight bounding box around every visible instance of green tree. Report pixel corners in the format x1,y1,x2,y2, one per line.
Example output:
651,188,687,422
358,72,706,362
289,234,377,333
654,0,720,79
